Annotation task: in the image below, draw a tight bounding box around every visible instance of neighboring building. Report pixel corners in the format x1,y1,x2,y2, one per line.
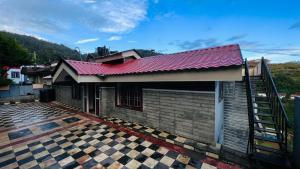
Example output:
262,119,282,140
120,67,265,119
21,63,57,86
43,75,53,86
52,44,249,152
7,68,25,84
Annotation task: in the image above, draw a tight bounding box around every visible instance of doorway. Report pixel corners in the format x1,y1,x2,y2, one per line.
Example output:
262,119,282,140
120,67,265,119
83,83,101,116
88,84,95,114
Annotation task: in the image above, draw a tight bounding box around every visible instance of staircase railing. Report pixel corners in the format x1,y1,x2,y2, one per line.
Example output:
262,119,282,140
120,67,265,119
261,58,290,153
245,59,255,154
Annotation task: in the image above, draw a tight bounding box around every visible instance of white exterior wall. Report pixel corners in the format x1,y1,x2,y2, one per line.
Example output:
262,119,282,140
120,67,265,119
215,81,224,143
7,68,25,84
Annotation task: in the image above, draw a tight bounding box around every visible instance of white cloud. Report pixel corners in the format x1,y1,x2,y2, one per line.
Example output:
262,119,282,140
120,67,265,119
108,36,122,41
0,0,147,37
155,12,176,21
128,40,137,43
83,0,96,3
76,38,99,44
243,48,300,63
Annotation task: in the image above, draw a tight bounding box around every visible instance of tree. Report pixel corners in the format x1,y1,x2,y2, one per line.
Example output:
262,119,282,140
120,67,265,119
0,32,33,86
273,73,296,99
0,32,33,67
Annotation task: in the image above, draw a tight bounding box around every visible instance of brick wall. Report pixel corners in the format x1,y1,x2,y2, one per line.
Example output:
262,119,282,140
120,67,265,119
101,87,216,144
54,85,82,110
223,81,249,153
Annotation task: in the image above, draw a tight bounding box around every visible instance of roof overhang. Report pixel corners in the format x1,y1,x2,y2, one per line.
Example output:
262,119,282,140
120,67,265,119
53,61,243,83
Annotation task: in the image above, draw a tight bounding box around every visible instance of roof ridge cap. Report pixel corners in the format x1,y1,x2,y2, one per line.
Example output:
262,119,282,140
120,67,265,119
140,44,239,59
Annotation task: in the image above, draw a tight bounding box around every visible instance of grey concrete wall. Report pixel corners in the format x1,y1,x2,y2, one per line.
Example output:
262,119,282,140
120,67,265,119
101,87,216,144
54,85,82,110
0,84,40,99
223,81,249,153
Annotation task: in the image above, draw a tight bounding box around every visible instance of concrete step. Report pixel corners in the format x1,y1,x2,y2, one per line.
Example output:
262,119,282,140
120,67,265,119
254,127,279,134
254,135,280,143
254,119,275,125
254,145,282,154
254,112,273,117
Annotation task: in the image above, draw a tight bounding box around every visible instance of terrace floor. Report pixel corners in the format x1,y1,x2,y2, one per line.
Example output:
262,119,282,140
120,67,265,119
0,102,241,169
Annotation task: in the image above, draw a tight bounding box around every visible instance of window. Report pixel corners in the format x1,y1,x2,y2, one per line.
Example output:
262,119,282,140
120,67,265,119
72,84,81,100
11,72,20,78
116,84,142,111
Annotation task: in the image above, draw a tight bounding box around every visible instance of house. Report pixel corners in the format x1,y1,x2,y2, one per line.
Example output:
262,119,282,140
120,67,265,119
7,67,25,84
52,44,248,151
21,63,57,88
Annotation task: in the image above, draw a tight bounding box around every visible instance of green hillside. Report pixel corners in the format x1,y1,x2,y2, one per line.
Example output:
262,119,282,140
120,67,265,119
0,31,80,64
270,62,300,94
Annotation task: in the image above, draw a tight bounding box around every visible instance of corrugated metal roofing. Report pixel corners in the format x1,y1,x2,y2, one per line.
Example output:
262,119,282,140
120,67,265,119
65,44,242,76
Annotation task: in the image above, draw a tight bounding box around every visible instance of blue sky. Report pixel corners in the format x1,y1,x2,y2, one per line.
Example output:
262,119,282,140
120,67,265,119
0,0,300,63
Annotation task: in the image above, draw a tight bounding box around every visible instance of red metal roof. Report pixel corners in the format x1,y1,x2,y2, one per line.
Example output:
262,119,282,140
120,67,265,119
65,44,242,76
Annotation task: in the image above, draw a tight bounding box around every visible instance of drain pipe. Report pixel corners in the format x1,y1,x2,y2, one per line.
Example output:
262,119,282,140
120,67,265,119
294,97,300,169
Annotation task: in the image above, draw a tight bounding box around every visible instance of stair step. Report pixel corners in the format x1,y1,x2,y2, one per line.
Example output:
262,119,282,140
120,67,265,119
255,127,279,134
254,101,270,105
255,96,268,100
254,119,275,125
254,135,280,143
254,106,271,110
254,145,282,154
252,152,290,167
254,113,273,117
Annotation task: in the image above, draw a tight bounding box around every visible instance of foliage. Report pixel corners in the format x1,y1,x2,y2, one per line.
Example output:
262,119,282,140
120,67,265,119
270,62,300,94
0,32,33,67
135,49,162,57
282,99,294,129
273,73,296,97
0,31,80,64
0,77,12,86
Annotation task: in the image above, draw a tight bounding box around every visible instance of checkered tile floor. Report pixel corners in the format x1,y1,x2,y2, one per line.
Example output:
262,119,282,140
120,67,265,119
0,121,202,169
0,103,242,169
0,102,73,128
101,117,195,151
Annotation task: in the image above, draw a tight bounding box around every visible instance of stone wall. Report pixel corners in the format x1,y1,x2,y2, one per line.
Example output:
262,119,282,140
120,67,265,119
54,85,82,110
101,87,216,144
223,81,249,153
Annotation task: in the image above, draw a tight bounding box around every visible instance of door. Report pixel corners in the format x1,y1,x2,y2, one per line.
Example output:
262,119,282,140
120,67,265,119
95,85,101,116
83,84,89,113
88,84,95,114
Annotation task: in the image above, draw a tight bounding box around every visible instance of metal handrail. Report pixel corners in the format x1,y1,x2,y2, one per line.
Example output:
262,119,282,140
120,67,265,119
245,59,255,154
261,58,290,152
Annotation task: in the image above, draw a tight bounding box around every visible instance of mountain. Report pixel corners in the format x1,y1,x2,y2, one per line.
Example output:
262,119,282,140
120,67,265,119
0,31,80,64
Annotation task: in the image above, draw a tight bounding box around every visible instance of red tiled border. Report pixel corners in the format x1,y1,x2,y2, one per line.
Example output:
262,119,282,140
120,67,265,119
202,157,242,169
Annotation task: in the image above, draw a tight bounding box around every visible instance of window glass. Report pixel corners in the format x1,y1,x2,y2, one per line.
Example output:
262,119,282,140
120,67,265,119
11,72,20,78
116,84,142,111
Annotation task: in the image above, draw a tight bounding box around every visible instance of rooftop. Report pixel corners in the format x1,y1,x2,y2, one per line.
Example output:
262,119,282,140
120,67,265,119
64,44,243,76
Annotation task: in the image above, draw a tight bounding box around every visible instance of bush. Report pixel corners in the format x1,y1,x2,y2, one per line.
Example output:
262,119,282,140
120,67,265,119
0,77,12,86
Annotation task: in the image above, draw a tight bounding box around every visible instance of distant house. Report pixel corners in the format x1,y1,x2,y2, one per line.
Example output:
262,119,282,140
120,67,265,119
7,67,25,84
52,44,249,151
21,63,57,87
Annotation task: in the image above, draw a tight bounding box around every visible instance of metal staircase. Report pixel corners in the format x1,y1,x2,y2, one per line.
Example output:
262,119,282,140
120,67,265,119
244,58,291,168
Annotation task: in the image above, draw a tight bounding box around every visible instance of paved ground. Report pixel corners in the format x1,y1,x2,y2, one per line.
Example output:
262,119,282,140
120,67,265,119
0,102,241,169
